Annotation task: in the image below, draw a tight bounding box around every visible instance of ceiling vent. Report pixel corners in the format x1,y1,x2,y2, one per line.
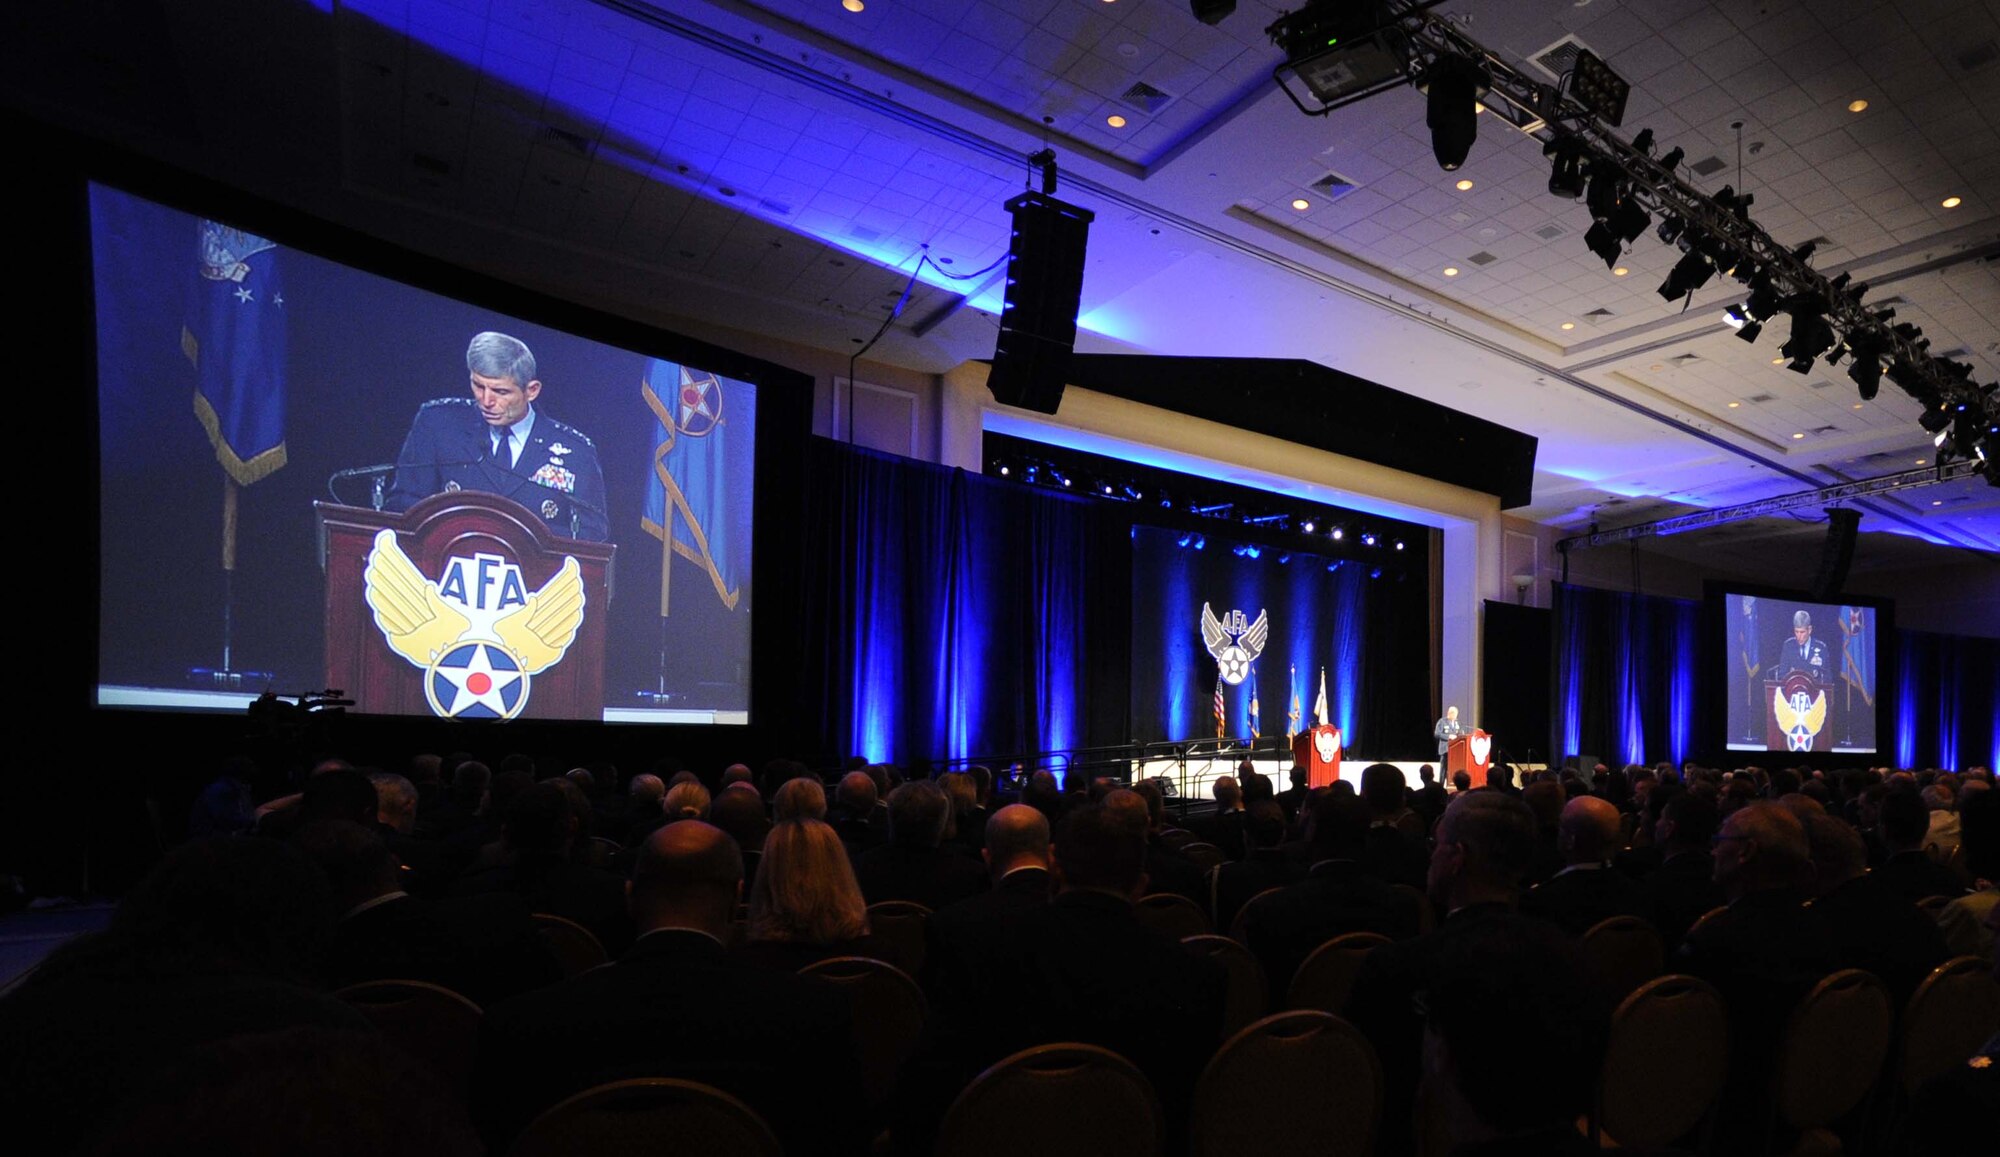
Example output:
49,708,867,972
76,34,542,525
1118,80,1177,115
541,124,593,155
1690,155,1728,177
848,223,883,243
1582,307,1616,323
1527,35,1593,81
758,197,794,216
1306,169,1361,202
1808,379,1833,389
1533,222,1569,240
1669,353,1702,365
1468,250,1499,265
1745,392,1776,403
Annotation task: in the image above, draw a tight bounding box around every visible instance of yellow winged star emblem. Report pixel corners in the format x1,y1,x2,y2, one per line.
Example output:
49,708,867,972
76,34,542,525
1772,685,1828,753
363,529,585,719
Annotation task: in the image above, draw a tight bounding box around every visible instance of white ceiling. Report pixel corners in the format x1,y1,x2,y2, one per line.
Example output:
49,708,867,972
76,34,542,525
7,0,1998,567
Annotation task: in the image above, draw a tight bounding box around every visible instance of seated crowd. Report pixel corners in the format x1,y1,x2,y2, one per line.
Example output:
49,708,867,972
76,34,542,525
2,752,1996,1156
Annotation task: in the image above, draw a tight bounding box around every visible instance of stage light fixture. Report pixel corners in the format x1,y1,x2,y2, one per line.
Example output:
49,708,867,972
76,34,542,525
997,464,1011,476
1177,532,1193,548
1301,520,1315,533
1583,221,1623,269
1608,196,1651,245
1545,138,1588,199
1190,0,1236,26
1330,526,1345,541
1268,1,1411,114
1656,215,1686,246
1569,48,1631,125
1780,309,1836,373
1658,146,1685,172
1657,249,1715,302
1369,567,1383,580
1394,540,1406,551
1585,167,1621,221
1630,128,1654,155
1421,54,1489,170
1192,534,1206,550
1361,532,1378,546
1918,405,1952,434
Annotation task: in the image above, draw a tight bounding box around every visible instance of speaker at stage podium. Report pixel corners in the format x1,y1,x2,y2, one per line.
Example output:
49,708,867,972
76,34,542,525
1292,724,1343,789
1446,730,1493,788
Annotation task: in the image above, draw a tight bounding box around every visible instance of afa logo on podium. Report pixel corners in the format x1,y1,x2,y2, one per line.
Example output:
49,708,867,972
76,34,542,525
363,529,585,719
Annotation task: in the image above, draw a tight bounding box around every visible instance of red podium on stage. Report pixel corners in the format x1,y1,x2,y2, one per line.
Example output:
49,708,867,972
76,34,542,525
1292,725,1344,788
1446,729,1493,788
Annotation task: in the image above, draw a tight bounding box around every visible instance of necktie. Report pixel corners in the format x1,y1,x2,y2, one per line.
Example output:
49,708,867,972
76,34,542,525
491,428,511,467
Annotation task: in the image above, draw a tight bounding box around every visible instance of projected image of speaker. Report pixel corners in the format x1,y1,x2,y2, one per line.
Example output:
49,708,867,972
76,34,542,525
989,191,1094,414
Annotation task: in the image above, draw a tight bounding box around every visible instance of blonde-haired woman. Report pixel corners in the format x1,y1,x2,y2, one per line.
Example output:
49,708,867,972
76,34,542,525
738,818,874,971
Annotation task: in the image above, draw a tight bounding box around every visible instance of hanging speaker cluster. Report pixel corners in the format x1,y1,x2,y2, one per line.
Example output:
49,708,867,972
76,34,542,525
987,191,1094,415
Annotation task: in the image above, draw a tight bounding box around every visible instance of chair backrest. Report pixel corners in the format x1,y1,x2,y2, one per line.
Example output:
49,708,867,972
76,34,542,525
1897,955,2000,1097
1159,827,1198,852
1191,1010,1381,1157
1685,904,1730,939
799,955,929,1109
1774,969,1894,1131
1389,883,1435,935
1580,915,1665,1005
1180,842,1225,870
1287,931,1392,1014
1595,974,1728,1148
1135,892,1212,939
583,836,622,870
510,1077,781,1157
1182,934,1269,1042
863,900,932,977
1915,894,1949,917
532,912,608,978
1227,886,1286,945
335,979,482,1098
937,1042,1163,1157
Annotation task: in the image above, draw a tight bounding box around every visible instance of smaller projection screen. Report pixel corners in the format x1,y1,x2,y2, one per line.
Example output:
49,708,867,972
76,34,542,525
92,182,762,723
1720,591,1882,755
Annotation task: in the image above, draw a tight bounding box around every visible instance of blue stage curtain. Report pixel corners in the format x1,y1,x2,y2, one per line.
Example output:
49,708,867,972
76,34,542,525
800,439,1129,769
1551,583,1700,767
1893,630,2000,771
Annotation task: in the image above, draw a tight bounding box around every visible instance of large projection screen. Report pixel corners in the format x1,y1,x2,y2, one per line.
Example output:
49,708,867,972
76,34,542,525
92,182,760,723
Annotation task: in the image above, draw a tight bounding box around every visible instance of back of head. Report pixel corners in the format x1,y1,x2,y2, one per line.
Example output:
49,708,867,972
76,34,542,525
630,821,743,931
1451,770,1471,793
1211,776,1241,809
938,772,978,825
983,803,1051,874
836,770,877,813
302,769,378,825
503,782,578,856
1426,916,1599,1134
629,773,665,808
1128,778,1166,827
1660,791,1719,849
1521,780,1565,831
709,786,770,849
1360,763,1406,816
367,772,417,831
1244,800,1286,850
1803,812,1867,894
1101,789,1150,837
1878,788,1929,848
968,764,993,804
887,780,950,848
722,763,754,788
1556,795,1621,865
1241,769,1275,803
1308,791,1370,861
498,752,536,780
662,780,712,823
292,820,403,912
408,754,442,786
1437,792,1538,891
489,768,533,815
1054,804,1147,896
1022,769,1064,821
774,776,827,823
1724,801,1811,892
450,760,491,808
748,819,866,944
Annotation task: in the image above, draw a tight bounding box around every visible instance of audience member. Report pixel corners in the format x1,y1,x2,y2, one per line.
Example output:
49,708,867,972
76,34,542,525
1209,799,1297,933
450,782,632,954
185,757,255,839
851,780,988,910
738,818,873,971
1521,795,1657,936
1876,788,1968,902
925,804,1053,1020
773,775,828,823
937,771,987,854
1799,810,1947,1006
829,770,879,850
1245,791,1424,995
1640,790,1726,950
475,821,864,1155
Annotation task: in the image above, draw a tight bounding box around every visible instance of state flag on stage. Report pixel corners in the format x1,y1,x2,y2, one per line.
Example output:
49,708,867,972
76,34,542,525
641,358,740,615
1738,595,1760,701
1248,668,1261,740
1287,663,1301,742
184,220,287,487
1840,605,1874,705
1313,667,1330,728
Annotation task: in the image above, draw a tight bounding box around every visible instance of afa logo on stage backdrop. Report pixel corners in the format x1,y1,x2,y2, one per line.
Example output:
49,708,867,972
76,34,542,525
1200,602,1269,684
363,529,585,719
1773,685,1828,752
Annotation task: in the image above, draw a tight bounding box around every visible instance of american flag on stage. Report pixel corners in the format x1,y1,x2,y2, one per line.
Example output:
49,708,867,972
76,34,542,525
1213,673,1226,739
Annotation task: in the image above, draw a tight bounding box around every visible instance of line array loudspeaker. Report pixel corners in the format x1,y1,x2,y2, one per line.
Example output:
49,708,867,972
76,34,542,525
987,191,1094,415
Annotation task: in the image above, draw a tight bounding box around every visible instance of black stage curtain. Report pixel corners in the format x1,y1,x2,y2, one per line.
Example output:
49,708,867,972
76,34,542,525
1895,630,1999,772
796,438,1130,768
1482,600,1552,766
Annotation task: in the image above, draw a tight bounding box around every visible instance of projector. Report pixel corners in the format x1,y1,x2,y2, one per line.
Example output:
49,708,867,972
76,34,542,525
1268,2,1412,111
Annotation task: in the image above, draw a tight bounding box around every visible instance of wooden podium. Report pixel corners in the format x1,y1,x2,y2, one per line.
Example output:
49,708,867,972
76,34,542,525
1292,725,1344,788
316,493,615,719
1764,673,1832,753
1446,730,1493,788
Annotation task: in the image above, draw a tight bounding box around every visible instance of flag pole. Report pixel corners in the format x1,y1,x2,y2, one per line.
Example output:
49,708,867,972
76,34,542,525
220,476,238,675
656,465,673,698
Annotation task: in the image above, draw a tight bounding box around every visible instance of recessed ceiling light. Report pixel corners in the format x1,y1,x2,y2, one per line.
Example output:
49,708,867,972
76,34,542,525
1772,357,1785,365
1613,266,1629,276
1291,197,1310,210
1942,195,1962,208
1932,499,1943,506
1848,99,1868,113
1455,179,1474,191
1106,114,1127,128
1852,403,1864,409
1792,432,1807,439
1443,266,1460,277
1917,458,1927,465
1727,401,1741,408
1560,322,1575,330
842,0,865,11
1474,102,1486,114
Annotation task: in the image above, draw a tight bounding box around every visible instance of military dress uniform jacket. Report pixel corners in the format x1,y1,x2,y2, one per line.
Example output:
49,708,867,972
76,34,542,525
1772,637,1831,679
386,397,609,541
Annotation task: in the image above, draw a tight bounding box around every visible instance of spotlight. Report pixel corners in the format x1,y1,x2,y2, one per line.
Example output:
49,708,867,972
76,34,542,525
1608,196,1651,244
1177,532,1193,548
1847,355,1881,399
1330,526,1345,541
1658,249,1715,302
1585,167,1621,221
1656,215,1686,246
1583,221,1623,269
1192,534,1206,550
1780,309,1835,372
1277,553,1292,565
1361,532,1378,547
1713,186,1754,222
1569,48,1631,125
1189,0,1236,26
1245,544,1262,559
1919,406,1952,435
1744,276,1781,321
997,464,1011,476
1630,128,1655,155
1394,540,1406,551
1421,54,1489,171
1268,2,1411,113
1545,138,1588,198
1658,146,1685,171
1737,318,1764,343
1301,520,1315,533
1369,567,1383,580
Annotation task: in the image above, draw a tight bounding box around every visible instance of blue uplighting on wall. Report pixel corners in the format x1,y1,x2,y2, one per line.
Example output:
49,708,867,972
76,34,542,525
1668,609,1697,766
1896,643,1920,769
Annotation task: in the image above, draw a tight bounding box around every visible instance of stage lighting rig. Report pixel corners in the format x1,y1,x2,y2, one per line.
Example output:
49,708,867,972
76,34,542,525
1545,137,1589,198
1779,306,1836,373
1420,53,1489,170
1658,250,1715,303
1567,48,1631,126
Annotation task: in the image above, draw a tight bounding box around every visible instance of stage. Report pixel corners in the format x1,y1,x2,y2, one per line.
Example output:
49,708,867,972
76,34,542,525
1122,751,1545,800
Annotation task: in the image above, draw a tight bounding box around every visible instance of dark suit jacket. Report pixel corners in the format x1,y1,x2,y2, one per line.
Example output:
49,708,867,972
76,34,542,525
1875,850,1967,904
1522,864,1661,937
923,867,1052,1019
851,843,989,911
449,855,634,955
326,891,563,1007
387,397,608,540
475,929,864,1155
1361,825,1430,890
1809,873,1950,1006
1211,849,1298,933
1643,849,1725,949
1244,858,1425,996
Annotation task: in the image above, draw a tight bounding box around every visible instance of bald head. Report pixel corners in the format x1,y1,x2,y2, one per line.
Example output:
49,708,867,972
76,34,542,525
1557,796,1621,865
629,821,743,935
983,804,1051,878
1713,801,1809,898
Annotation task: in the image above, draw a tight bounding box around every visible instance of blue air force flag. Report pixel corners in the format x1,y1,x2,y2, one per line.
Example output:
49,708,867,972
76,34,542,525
1840,605,1874,705
641,359,740,613
184,220,286,484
